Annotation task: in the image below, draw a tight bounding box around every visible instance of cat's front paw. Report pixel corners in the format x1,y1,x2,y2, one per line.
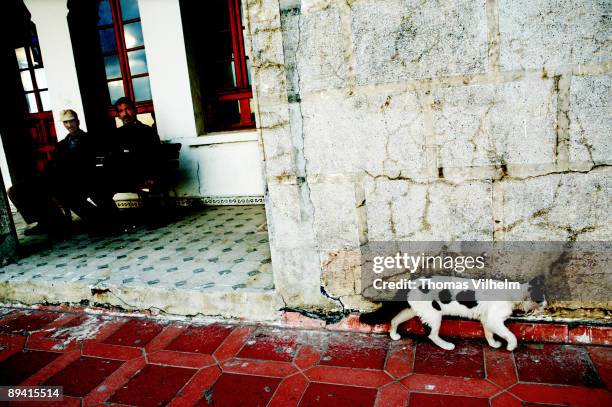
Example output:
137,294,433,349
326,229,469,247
506,342,517,351
389,332,401,341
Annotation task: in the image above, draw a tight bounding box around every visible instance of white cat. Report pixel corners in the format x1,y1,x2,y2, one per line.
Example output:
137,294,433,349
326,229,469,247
383,276,546,351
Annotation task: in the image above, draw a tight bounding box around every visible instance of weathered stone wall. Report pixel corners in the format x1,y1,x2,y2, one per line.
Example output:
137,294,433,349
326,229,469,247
246,0,611,312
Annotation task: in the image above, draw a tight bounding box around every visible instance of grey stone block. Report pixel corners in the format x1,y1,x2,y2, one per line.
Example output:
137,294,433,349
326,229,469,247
499,0,612,70
433,79,557,168
365,179,493,241
352,0,488,84
499,171,611,240
302,90,427,176
568,74,612,166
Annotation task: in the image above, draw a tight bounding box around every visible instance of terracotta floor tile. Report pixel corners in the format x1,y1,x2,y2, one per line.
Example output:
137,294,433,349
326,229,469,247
42,314,89,339
196,372,281,406
588,346,612,389
413,340,484,378
168,365,222,406
374,382,410,407
401,374,500,398
42,356,123,397
0,350,60,386
484,347,517,388
269,373,310,407
108,364,196,406
408,393,489,407
510,383,612,407
490,392,522,407
165,324,233,354
385,339,415,378
102,318,164,347
220,358,297,377
213,326,256,362
148,350,215,368
299,382,377,407
305,365,391,388
514,344,603,387
82,341,143,360
0,334,26,362
295,345,322,371
237,329,298,362
0,311,58,335
319,332,388,370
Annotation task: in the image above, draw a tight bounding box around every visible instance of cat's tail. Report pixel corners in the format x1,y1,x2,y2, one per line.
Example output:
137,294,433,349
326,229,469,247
359,289,410,325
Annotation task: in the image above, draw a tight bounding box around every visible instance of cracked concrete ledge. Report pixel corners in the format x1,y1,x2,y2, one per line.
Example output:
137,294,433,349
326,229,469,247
0,280,284,322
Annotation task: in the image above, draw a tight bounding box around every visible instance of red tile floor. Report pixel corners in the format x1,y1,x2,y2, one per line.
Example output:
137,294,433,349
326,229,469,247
0,308,610,406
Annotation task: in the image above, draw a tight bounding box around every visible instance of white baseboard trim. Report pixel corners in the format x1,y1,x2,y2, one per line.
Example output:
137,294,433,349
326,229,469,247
115,196,265,208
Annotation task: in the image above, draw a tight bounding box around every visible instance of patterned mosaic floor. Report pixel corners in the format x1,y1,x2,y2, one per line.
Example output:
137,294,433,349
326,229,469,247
0,308,610,406
1,205,273,292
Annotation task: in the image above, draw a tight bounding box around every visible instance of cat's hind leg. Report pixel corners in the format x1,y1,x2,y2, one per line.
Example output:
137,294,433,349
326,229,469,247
389,308,415,340
422,313,455,350
481,320,502,348
488,320,517,351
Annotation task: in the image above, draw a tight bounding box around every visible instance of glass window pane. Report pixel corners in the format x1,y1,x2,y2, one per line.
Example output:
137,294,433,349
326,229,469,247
34,68,47,89
97,0,113,26
132,76,151,102
210,32,233,59
212,61,236,88
20,71,33,91
249,97,255,123
123,22,144,48
29,43,42,68
15,47,28,69
206,0,230,31
120,0,140,21
104,55,122,79
127,49,148,75
107,80,125,104
246,57,252,86
215,100,241,127
40,91,52,111
98,28,117,53
25,93,38,113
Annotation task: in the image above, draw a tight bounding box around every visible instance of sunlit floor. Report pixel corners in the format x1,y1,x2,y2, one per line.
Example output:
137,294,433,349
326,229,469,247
2,205,273,293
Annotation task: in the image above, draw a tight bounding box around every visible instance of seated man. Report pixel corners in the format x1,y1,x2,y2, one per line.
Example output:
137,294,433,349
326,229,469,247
107,97,161,193
9,109,104,235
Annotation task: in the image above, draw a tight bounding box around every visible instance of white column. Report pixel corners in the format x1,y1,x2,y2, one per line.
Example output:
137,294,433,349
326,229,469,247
137,0,198,140
24,0,86,139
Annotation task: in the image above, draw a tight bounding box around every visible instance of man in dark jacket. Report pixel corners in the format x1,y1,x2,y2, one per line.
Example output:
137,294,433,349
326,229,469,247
108,97,161,192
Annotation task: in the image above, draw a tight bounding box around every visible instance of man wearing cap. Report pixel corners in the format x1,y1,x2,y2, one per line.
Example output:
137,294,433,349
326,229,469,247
8,109,108,235
44,109,100,227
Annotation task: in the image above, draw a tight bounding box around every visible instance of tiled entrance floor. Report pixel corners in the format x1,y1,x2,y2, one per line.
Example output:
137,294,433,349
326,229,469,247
1,205,273,292
0,308,610,406
1,205,279,318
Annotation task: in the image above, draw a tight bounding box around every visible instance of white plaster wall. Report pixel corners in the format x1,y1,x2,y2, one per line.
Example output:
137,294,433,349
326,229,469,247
137,0,198,140
171,132,265,198
24,0,86,140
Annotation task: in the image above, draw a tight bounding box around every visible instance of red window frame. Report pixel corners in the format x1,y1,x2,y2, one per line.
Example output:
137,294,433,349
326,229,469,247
209,0,255,130
15,24,57,174
97,0,154,119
